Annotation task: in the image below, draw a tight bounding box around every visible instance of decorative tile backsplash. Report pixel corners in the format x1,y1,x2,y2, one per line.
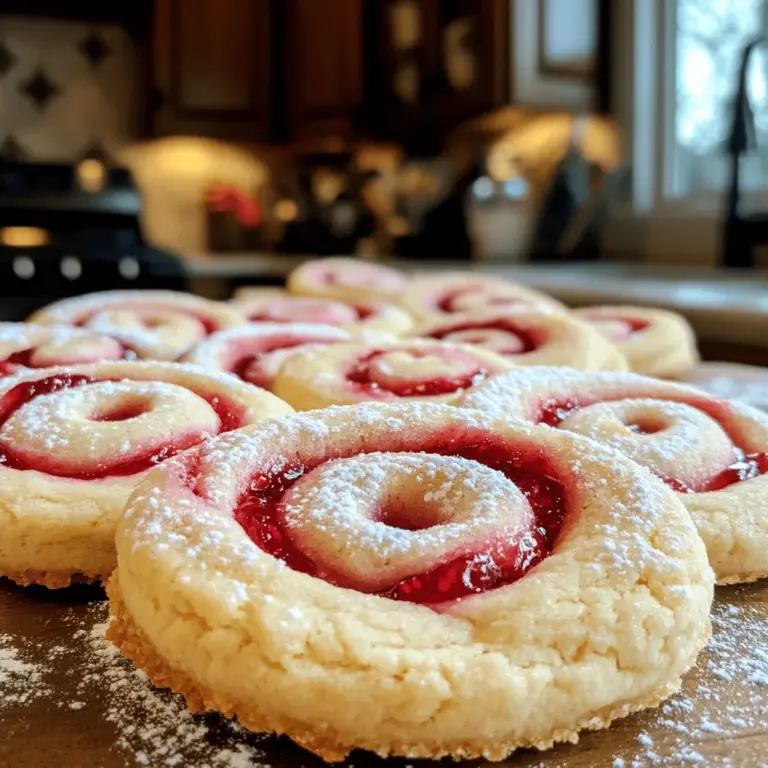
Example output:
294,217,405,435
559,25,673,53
0,16,140,163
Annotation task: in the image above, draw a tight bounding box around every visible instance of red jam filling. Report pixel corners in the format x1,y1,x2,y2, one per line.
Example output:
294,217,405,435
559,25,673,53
0,349,37,375
229,335,340,383
599,317,649,335
322,271,339,285
230,344,304,381
353,304,374,320
235,433,568,605
0,373,246,478
231,354,263,381
346,350,487,397
429,320,540,354
538,396,768,492
622,317,650,333
585,315,650,339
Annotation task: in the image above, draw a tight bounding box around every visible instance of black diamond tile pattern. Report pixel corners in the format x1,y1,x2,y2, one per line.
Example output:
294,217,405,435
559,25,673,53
79,32,110,67
19,69,60,111
0,136,26,161
0,42,16,78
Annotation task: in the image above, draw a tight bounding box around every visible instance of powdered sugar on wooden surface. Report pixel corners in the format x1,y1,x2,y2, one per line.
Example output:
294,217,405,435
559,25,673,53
0,633,50,707
1,599,270,767
608,598,768,767
2,582,768,767
529,592,768,768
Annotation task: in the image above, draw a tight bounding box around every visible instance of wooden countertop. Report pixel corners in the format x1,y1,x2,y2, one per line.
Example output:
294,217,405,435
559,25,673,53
2,578,767,767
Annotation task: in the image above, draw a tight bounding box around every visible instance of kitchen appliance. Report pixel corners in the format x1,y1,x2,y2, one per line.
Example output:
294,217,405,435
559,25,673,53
0,160,185,319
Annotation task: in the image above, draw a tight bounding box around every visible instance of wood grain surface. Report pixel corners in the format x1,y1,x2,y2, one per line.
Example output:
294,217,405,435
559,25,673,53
2,579,768,768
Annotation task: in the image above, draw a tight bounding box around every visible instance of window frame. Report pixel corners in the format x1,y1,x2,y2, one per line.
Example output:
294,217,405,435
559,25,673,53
615,0,767,213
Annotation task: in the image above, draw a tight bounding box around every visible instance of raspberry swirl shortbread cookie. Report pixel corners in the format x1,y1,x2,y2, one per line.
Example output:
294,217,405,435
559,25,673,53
273,339,511,410
0,361,292,587
414,309,627,371
573,305,699,378
460,367,768,583
185,324,364,390
401,273,565,322
232,290,413,336
30,290,243,360
108,403,713,761
0,323,127,375
287,257,409,302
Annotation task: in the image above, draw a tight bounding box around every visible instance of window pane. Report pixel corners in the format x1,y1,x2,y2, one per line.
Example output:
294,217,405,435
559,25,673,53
674,0,767,194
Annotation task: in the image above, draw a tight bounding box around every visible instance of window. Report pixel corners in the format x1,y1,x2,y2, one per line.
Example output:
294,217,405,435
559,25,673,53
673,0,768,196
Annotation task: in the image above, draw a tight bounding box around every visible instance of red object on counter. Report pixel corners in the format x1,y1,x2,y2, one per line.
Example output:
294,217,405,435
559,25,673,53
207,186,262,228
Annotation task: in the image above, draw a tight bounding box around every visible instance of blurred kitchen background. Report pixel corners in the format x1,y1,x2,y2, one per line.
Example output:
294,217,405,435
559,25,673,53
0,0,766,299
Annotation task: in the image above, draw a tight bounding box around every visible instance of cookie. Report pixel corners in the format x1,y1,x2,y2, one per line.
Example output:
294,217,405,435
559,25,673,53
413,309,627,371
232,290,413,336
184,323,362,390
460,366,768,583
287,257,409,302
0,323,126,374
273,339,511,410
400,273,565,322
0,361,291,586
573,305,699,378
29,290,243,360
109,402,713,761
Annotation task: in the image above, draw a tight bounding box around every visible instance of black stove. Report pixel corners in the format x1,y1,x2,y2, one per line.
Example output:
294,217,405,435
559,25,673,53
0,161,186,320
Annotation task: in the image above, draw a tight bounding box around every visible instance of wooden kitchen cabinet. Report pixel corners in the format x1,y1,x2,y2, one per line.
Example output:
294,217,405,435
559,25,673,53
148,0,517,145
282,0,363,142
429,0,510,124
363,0,510,141
151,0,274,140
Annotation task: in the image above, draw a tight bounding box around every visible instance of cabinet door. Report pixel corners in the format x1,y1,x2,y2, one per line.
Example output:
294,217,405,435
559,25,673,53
431,0,510,124
364,0,509,139
283,0,363,141
153,0,273,140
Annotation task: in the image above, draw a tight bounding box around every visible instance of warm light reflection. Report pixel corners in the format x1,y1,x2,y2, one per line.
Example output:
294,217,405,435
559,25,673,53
486,114,621,181
77,158,107,192
0,226,50,247
274,199,299,222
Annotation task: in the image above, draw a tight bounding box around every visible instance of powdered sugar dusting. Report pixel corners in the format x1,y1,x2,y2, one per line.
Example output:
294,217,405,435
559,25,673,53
2,580,768,765
605,594,768,767
0,633,50,707
1,597,271,767
79,617,269,767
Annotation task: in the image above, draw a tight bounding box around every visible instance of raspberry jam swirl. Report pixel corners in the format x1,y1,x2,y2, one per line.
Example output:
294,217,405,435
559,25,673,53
401,275,565,321
345,343,508,398
424,317,540,355
239,296,366,325
463,369,768,495
0,362,286,480
437,287,537,314
538,397,768,493
29,291,243,360
221,410,570,605
233,291,413,336
185,324,352,389
0,323,126,376
416,311,629,372
289,257,409,297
